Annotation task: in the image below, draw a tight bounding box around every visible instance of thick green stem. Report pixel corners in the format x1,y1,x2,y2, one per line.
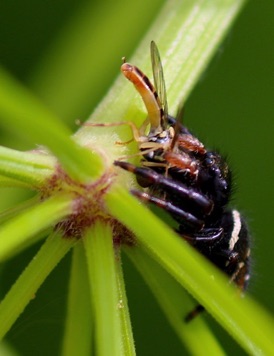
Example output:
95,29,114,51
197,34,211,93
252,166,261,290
62,243,93,356
83,222,122,356
114,249,136,356
0,146,55,187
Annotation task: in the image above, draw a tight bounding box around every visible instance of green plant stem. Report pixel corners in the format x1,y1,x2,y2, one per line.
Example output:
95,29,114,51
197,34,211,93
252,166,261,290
0,146,55,187
0,67,102,182
0,193,74,261
62,243,93,356
83,222,124,356
0,231,76,339
106,186,274,355
126,247,225,355
0,176,38,188
0,195,41,223
114,248,136,356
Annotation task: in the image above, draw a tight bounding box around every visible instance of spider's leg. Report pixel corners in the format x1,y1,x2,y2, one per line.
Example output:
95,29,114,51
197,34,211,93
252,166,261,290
179,227,224,245
114,161,213,215
131,189,204,230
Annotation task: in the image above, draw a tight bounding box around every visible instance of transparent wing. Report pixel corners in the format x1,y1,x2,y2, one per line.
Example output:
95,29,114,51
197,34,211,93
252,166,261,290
150,41,168,122
175,101,185,124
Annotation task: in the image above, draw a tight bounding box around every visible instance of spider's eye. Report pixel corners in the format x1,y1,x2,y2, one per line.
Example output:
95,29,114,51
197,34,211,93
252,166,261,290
205,157,215,166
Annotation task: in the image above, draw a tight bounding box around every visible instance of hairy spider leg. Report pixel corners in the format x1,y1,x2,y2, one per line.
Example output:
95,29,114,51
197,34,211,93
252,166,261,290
131,189,204,230
114,161,213,214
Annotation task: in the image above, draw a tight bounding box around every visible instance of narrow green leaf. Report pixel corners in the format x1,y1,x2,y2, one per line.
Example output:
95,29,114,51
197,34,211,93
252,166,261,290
115,249,136,356
106,186,274,355
126,247,225,355
0,175,34,188
0,67,102,182
62,243,93,356
0,196,40,224
0,193,74,261
83,222,122,356
0,231,76,339
0,145,55,187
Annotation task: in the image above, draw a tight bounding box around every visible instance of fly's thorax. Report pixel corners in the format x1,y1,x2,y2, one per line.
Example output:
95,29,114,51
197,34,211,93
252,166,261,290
138,126,174,160
148,124,164,137
148,126,174,142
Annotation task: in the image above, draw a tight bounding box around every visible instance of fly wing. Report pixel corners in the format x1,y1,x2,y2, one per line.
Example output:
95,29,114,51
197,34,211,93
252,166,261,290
150,41,168,128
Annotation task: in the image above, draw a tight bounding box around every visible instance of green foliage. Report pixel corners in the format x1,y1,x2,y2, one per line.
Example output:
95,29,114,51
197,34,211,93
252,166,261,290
0,1,273,355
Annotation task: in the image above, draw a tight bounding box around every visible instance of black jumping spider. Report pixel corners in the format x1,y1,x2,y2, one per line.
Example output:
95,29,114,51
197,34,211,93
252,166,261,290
115,41,250,321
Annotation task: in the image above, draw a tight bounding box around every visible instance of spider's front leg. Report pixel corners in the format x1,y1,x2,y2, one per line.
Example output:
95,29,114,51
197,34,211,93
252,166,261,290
114,160,213,218
131,189,204,230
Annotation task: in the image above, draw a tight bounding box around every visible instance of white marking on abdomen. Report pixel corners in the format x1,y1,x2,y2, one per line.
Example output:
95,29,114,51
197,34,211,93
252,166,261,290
229,210,242,250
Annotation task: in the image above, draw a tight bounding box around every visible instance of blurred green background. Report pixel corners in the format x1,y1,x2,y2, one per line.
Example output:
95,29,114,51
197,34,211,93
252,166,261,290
0,1,273,355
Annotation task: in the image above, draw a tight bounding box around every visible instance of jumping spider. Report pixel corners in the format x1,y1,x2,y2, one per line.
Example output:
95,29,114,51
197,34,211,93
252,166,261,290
115,41,250,321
